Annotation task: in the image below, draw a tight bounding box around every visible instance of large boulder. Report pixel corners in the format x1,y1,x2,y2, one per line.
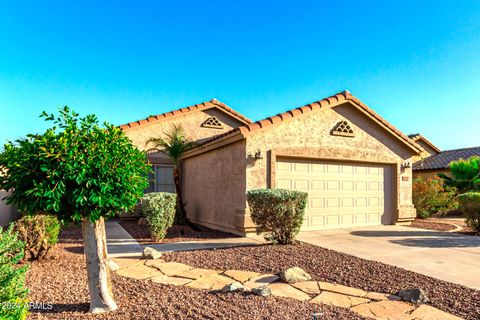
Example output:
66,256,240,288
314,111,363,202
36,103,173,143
397,288,429,304
280,267,312,284
143,246,163,260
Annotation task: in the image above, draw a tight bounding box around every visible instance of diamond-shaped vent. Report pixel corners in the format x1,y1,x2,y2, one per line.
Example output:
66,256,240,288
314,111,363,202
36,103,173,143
202,116,223,129
331,120,355,137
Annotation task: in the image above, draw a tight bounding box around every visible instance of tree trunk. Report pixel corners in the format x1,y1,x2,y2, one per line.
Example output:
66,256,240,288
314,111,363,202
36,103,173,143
81,217,118,313
173,166,186,224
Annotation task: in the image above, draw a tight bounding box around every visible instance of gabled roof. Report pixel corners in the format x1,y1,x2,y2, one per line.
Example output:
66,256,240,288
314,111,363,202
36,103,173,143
413,146,480,171
119,99,252,130
408,133,441,153
184,90,422,157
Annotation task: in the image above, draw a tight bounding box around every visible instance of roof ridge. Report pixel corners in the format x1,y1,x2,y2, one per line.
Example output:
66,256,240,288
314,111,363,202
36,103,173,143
119,99,251,130
438,146,480,153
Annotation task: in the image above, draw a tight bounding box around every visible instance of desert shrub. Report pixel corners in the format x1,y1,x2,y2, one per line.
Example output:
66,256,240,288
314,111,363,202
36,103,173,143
247,189,308,245
0,224,29,320
412,177,458,218
458,192,480,232
141,192,177,241
14,214,61,260
439,156,480,192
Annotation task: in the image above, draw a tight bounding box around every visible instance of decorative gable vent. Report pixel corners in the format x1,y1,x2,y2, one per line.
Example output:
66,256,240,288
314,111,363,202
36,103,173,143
331,120,355,137
202,116,224,129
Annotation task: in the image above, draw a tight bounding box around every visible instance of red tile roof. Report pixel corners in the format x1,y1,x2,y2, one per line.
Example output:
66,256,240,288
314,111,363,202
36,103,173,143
118,99,252,130
408,133,441,153
189,90,422,154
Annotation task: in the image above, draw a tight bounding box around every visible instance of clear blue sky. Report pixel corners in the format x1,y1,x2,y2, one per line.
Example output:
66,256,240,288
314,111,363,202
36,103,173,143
1,1,479,150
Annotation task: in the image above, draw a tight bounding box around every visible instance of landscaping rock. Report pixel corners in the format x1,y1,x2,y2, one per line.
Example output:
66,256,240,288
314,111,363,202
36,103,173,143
269,283,311,301
351,300,416,320
146,261,193,276
244,274,280,290
187,274,235,291
365,291,401,301
150,274,192,286
223,270,260,283
318,281,367,298
280,267,312,284
143,246,163,260
221,282,245,293
397,288,429,304
291,281,321,295
310,291,369,308
137,217,149,226
251,285,271,297
107,259,119,271
177,268,220,280
116,264,163,280
410,305,463,320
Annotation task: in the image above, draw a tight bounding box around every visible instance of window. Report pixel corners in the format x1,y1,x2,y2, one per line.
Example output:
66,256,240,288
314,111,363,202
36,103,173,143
147,165,175,193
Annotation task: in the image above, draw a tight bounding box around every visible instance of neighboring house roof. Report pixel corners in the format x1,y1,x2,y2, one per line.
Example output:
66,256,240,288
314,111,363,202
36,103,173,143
413,146,480,171
408,133,441,153
119,99,252,130
185,90,422,157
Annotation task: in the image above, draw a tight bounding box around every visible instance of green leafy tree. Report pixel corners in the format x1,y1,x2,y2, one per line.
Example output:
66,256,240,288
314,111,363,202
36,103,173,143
146,124,196,223
0,107,150,313
438,156,480,192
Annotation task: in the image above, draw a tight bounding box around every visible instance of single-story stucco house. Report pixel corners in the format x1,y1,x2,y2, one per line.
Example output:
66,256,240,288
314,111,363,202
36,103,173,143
121,91,421,236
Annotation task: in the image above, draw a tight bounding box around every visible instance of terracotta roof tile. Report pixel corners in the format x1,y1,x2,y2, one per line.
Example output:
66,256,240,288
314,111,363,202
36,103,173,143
408,133,441,153
413,146,480,170
190,90,421,153
118,99,252,130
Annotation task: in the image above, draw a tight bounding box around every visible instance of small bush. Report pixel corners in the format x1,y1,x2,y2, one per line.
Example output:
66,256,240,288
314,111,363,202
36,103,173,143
15,214,61,260
0,224,29,320
247,189,308,245
412,177,458,218
458,192,480,232
141,192,177,241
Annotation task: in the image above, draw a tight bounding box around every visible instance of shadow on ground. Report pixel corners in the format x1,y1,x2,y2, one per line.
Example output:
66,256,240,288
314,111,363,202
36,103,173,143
350,230,479,248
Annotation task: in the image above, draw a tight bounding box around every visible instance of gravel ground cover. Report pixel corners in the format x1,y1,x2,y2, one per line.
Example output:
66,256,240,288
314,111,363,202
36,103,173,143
25,226,364,319
164,242,479,319
408,219,457,232
119,220,238,244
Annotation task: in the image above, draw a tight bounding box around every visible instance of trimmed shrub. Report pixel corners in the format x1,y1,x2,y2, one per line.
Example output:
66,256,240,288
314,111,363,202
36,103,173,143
141,192,177,241
247,189,308,245
15,214,61,261
0,224,29,320
412,177,458,218
458,192,480,232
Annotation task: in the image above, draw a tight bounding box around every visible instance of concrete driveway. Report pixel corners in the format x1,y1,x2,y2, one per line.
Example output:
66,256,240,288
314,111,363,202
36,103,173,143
297,225,480,289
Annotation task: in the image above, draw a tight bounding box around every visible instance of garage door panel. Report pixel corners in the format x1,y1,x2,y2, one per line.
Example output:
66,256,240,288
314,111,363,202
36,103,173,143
276,158,393,230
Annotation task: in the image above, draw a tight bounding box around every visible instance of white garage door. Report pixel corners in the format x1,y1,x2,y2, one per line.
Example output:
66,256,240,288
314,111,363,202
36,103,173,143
275,158,393,230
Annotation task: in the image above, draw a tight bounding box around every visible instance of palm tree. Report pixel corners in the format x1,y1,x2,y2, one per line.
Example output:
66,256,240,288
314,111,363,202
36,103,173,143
438,156,480,193
146,124,197,224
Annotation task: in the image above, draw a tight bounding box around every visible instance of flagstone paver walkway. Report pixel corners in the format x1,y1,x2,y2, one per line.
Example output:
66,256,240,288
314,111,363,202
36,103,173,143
107,221,463,320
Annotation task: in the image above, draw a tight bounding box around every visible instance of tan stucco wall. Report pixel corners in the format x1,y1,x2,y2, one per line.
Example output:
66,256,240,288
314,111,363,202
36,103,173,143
245,102,417,225
124,108,245,153
0,190,18,227
413,169,450,180
182,141,248,236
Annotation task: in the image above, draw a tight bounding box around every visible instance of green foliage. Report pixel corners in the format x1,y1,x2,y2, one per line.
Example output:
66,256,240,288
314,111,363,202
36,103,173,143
0,224,29,320
145,124,197,223
0,107,151,224
15,214,61,260
141,192,177,241
438,156,480,193
458,192,480,232
412,177,458,218
247,189,308,245
145,124,197,167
